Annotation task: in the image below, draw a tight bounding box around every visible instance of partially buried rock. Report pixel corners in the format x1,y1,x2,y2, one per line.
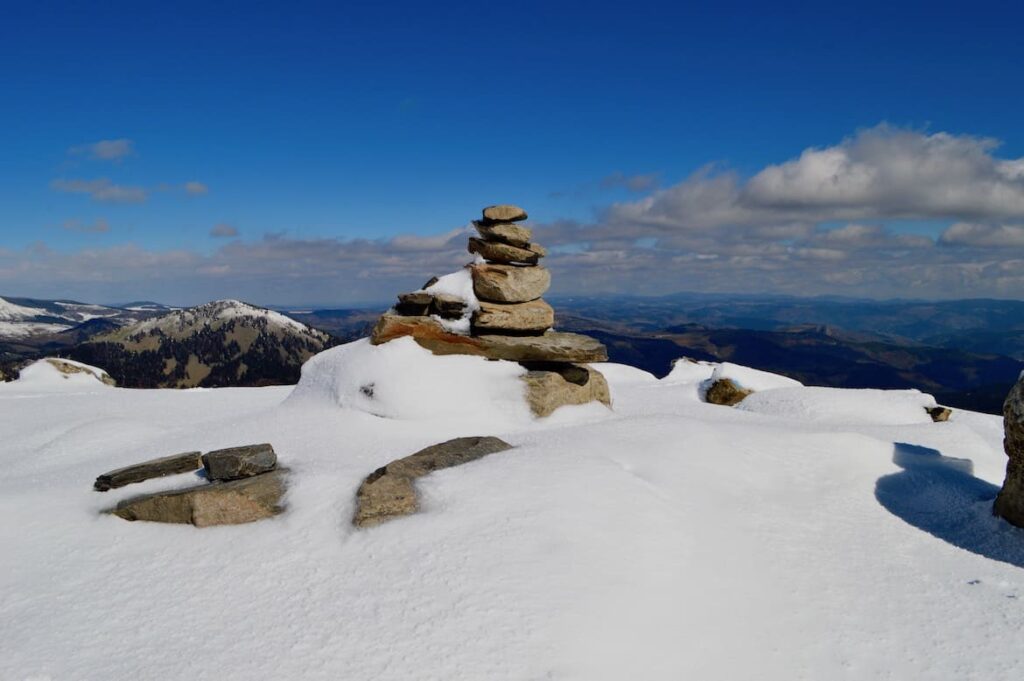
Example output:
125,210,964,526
112,469,287,527
94,451,202,491
468,237,543,265
471,263,551,303
927,406,953,422
521,363,611,417
371,314,607,362
994,375,1024,527
482,204,527,222
704,378,753,406
353,436,512,527
474,220,532,248
473,299,554,334
202,443,277,482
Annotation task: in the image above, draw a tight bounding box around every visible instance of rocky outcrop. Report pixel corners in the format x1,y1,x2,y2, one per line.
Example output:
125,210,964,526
112,469,287,527
202,443,277,481
994,375,1024,527
353,436,512,528
94,451,202,491
521,364,611,417
368,204,611,417
704,379,753,406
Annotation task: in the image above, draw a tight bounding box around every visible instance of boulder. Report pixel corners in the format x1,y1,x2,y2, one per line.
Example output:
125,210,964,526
202,443,277,482
471,263,551,303
927,406,953,422
704,378,753,406
353,436,512,527
468,237,542,265
474,221,532,248
111,469,287,527
371,314,608,362
994,376,1024,527
521,363,611,417
94,451,203,491
482,204,527,222
473,299,554,333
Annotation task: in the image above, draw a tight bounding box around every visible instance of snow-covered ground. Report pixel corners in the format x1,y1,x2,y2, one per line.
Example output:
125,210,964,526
1,342,1023,680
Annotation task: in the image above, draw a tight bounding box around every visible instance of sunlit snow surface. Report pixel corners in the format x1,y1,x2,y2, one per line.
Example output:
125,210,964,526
2,342,1023,680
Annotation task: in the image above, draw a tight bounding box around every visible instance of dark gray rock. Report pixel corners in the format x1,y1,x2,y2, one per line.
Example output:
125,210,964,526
202,443,277,482
995,375,1024,527
94,451,202,491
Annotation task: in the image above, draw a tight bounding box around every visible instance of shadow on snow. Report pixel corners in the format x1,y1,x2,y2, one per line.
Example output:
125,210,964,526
875,442,1024,569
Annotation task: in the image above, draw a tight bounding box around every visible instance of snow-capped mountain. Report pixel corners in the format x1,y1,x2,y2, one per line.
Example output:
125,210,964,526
66,299,336,388
0,295,164,339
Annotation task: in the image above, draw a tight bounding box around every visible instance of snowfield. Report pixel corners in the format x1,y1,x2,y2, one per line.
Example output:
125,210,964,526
1,341,1023,680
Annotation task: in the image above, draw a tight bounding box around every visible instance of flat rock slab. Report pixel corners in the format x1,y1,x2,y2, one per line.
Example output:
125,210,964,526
94,451,202,491
474,220,532,247
521,363,612,417
111,469,287,527
354,436,512,527
471,263,551,303
468,237,543,265
482,204,527,222
371,314,607,363
202,443,277,481
473,299,554,333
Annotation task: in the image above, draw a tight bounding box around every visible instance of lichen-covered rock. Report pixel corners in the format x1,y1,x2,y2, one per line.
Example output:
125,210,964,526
354,436,512,527
704,378,753,406
994,376,1024,527
482,204,527,222
371,314,607,362
471,264,551,303
111,469,287,527
521,363,611,417
202,443,277,482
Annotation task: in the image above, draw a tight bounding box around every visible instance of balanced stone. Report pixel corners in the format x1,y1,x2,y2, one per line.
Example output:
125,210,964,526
468,237,542,265
474,221,532,248
94,451,202,491
521,364,611,417
471,263,550,303
994,375,1024,527
371,314,607,362
482,204,527,222
111,469,287,527
473,299,554,333
202,443,277,482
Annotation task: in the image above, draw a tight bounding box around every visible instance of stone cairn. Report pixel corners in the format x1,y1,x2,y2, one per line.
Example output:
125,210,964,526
371,204,611,417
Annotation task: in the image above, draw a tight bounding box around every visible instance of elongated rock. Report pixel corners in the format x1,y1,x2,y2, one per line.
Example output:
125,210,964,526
482,204,527,222
474,221,532,248
473,299,554,333
202,443,277,482
371,314,607,362
111,469,287,527
354,436,512,527
468,237,541,265
471,264,550,303
995,375,1024,526
94,451,202,491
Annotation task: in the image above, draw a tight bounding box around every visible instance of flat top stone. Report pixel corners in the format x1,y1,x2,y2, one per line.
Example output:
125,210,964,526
482,204,527,222
202,443,277,482
474,221,533,248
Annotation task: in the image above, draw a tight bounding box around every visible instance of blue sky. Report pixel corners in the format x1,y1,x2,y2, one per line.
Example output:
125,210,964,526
2,1,1024,305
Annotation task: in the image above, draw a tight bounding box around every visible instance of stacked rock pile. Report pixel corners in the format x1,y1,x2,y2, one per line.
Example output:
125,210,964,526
94,443,287,527
371,204,611,416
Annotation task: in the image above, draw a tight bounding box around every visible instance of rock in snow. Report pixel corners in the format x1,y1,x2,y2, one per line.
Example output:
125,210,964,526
94,451,203,491
202,443,278,481
995,374,1024,526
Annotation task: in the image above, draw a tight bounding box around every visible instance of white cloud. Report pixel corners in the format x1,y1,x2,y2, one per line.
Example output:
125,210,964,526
51,178,148,203
69,138,135,162
939,222,1024,248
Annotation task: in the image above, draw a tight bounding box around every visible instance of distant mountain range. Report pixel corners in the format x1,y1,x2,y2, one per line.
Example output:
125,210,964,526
2,292,1022,413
